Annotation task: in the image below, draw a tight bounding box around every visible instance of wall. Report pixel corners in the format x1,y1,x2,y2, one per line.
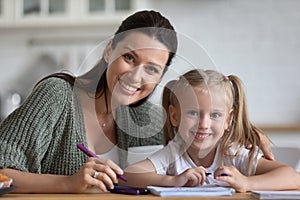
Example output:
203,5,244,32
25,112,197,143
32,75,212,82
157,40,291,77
146,0,300,147
147,0,300,125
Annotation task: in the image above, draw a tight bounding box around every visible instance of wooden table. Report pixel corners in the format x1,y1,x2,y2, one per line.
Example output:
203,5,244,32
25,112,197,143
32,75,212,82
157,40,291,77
1,193,256,200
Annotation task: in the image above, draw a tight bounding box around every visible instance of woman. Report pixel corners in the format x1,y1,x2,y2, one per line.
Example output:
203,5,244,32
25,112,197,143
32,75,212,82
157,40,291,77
0,10,272,193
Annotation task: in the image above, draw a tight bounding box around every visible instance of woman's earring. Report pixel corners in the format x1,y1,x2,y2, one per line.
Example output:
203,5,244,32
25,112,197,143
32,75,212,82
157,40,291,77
104,56,108,63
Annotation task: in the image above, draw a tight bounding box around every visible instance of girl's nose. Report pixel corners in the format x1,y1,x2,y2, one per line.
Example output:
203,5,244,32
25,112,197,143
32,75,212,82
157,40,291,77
198,114,211,129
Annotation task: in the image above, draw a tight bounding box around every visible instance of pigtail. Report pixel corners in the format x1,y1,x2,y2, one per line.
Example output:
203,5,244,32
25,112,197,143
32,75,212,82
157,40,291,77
162,80,177,145
228,75,262,175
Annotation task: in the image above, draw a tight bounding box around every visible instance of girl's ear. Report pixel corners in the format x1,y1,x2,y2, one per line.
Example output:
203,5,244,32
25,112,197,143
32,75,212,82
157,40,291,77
169,105,180,127
104,39,112,63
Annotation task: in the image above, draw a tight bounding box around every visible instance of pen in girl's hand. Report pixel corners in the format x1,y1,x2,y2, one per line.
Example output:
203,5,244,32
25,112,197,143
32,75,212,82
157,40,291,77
76,143,127,182
205,172,228,176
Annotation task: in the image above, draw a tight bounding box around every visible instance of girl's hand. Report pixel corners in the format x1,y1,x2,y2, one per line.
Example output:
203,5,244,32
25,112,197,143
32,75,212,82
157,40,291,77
214,166,249,192
66,157,124,193
175,166,207,187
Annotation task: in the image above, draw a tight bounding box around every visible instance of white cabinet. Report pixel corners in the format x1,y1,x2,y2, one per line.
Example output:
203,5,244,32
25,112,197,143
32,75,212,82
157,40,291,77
16,0,67,18
0,0,2,18
0,0,147,28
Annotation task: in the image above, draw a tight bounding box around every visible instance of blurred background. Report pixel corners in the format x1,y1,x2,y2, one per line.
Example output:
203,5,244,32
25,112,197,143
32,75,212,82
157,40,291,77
0,0,299,170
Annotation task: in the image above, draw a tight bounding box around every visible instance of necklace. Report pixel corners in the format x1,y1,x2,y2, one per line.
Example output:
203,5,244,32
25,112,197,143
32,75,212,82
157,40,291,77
98,116,107,128
97,112,113,128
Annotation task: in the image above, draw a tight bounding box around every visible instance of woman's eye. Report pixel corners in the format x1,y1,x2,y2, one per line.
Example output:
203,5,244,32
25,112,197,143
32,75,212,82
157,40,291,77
145,65,159,74
123,54,134,63
211,113,221,119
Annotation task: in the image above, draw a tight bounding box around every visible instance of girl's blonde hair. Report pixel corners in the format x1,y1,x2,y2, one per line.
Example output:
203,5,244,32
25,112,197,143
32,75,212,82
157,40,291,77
162,69,263,175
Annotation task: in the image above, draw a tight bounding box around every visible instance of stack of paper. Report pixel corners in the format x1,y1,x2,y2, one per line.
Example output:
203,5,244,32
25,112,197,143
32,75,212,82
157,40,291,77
251,190,300,199
147,185,235,197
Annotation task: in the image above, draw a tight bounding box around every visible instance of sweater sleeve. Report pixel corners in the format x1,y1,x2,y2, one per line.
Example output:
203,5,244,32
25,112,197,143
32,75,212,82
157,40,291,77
0,77,72,173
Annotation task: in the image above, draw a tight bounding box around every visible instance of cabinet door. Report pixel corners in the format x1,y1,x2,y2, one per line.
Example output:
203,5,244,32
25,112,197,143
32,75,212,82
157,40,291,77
114,0,131,11
0,0,13,23
23,0,40,16
48,0,65,14
86,0,132,14
0,0,2,18
1,0,146,27
19,0,67,17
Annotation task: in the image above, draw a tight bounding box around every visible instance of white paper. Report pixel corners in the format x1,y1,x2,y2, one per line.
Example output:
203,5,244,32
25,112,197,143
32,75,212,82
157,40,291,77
147,185,235,197
251,190,300,199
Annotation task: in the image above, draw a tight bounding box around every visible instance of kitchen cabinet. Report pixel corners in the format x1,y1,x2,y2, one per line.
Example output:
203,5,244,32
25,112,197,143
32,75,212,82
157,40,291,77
0,0,147,28
19,0,66,17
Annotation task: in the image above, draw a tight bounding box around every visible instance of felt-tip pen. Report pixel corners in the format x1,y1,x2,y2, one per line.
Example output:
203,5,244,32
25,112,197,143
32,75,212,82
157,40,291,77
108,185,150,195
76,143,127,182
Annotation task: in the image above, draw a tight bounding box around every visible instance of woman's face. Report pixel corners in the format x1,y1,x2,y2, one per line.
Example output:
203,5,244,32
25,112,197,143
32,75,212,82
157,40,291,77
170,85,232,157
105,32,170,106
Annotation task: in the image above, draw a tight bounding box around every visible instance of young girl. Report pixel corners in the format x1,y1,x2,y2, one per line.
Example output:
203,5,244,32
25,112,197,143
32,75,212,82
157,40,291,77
124,69,300,192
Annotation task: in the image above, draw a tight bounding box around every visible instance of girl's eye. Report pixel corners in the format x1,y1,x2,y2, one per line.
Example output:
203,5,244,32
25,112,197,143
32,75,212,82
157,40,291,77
123,53,134,63
211,113,221,119
187,110,199,117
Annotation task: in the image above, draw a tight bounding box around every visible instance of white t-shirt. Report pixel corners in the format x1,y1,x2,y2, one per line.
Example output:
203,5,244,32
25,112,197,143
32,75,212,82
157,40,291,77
148,138,263,185
97,145,119,165
97,145,164,166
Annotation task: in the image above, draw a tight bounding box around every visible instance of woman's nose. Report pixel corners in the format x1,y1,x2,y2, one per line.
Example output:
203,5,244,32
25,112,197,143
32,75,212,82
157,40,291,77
127,65,143,83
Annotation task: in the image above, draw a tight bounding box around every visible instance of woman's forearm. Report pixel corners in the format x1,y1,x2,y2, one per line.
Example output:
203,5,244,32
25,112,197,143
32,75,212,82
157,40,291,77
0,168,72,193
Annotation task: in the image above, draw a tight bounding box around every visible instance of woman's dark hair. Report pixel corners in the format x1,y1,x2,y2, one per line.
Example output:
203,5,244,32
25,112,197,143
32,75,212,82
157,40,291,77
38,10,178,108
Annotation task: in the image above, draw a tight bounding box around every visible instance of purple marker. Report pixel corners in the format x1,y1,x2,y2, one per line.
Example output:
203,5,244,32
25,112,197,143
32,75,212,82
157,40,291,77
76,143,127,182
109,185,149,195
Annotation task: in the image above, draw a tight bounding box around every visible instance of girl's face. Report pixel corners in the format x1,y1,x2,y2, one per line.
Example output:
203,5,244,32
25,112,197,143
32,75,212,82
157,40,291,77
169,85,232,157
105,32,169,106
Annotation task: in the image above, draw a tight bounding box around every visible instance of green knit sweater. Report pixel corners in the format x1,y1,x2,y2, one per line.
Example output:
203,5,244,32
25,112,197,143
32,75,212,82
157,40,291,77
0,77,163,175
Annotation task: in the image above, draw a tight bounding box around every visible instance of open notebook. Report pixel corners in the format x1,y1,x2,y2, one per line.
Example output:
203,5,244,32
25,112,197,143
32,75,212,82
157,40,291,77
147,185,235,197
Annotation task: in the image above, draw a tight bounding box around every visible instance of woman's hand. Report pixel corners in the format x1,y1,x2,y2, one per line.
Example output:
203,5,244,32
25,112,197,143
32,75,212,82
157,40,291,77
67,157,124,193
0,157,123,193
214,166,249,192
175,166,207,187
246,131,275,160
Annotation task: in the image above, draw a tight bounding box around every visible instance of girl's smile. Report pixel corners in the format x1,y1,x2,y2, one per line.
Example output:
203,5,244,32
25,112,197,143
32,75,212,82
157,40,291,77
193,131,213,142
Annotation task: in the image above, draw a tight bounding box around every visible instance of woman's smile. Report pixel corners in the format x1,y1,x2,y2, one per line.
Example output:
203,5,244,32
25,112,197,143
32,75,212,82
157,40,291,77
118,78,140,95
